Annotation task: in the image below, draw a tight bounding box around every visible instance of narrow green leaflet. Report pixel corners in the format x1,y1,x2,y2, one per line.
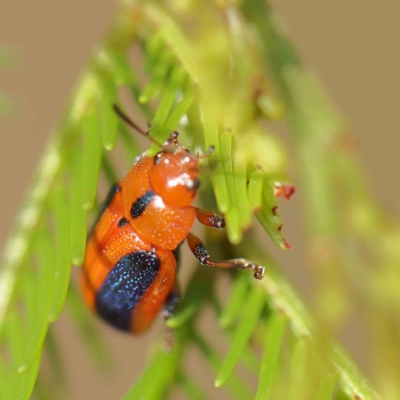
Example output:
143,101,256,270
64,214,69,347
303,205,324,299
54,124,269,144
0,134,62,334
288,339,308,400
158,78,196,139
219,129,242,244
144,33,165,73
202,105,230,213
139,62,170,104
147,65,187,153
139,49,174,104
16,350,42,400
104,52,139,87
19,228,54,373
256,180,290,250
48,182,71,322
233,155,252,232
43,329,67,392
69,144,88,266
219,274,250,329
81,107,102,210
192,333,254,400
248,169,264,213
124,343,181,400
67,284,112,368
316,374,337,400
223,329,260,373
99,78,119,151
3,306,24,398
167,281,207,329
255,314,287,400
215,287,265,387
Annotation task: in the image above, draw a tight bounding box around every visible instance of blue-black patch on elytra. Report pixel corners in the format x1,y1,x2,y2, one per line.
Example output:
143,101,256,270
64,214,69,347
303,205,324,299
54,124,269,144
130,190,154,219
95,251,160,331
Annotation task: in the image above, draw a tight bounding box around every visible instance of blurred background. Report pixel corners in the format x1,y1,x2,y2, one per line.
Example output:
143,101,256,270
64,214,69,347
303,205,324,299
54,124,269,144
1,0,399,398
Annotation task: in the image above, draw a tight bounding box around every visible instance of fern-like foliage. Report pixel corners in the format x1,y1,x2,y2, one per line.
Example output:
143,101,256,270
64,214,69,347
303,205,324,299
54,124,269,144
0,1,386,399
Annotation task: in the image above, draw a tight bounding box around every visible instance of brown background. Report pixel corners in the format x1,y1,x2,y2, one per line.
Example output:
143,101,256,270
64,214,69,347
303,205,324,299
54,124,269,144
1,1,399,399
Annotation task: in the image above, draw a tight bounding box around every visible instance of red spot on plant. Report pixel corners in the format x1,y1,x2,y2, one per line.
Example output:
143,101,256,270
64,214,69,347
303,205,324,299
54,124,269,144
271,206,278,215
283,238,292,250
274,184,295,200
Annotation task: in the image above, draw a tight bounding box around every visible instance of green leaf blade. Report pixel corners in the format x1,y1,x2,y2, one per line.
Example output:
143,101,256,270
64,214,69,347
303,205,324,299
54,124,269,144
124,341,182,400
193,333,254,400
67,284,112,368
70,145,88,266
99,78,119,151
288,339,309,400
248,169,264,213
256,181,291,250
167,281,206,329
147,66,187,154
81,109,102,211
219,274,249,329
255,313,287,400
48,183,71,322
19,228,55,374
202,104,230,213
16,350,42,400
316,374,337,400
215,287,265,387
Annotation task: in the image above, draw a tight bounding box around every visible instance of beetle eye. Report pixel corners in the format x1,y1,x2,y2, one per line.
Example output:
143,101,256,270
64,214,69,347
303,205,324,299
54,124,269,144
154,152,163,165
185,178,200,191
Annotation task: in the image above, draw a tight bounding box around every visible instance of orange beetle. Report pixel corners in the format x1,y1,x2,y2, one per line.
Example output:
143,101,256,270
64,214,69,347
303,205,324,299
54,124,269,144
81,106,265,334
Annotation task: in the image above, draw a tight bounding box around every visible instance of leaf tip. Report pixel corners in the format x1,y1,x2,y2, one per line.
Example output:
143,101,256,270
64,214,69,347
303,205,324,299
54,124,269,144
48,313,57,323
18,364,27,374
274,183,295,200
227,228,242,245
214,376,224,388
283,238,292,250
82,201,93,211
71,256,84,266
104,142,115,151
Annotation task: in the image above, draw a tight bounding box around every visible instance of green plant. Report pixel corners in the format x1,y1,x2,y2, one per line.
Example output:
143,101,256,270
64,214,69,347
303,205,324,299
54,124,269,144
1,1,398,399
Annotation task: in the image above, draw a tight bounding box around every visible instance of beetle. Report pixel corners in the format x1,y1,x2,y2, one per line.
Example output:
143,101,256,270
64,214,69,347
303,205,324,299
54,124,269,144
81,105,265,334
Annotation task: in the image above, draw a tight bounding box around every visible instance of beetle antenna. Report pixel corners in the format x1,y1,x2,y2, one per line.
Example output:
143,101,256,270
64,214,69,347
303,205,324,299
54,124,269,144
112,104,163,147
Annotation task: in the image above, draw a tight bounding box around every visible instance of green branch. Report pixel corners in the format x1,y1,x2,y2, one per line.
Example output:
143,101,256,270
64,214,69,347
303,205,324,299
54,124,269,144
0,1,385,399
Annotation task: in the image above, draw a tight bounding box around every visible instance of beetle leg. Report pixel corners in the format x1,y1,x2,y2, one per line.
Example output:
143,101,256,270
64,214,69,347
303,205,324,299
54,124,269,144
195,208,225,229
187,232,265,280
162,284,181,320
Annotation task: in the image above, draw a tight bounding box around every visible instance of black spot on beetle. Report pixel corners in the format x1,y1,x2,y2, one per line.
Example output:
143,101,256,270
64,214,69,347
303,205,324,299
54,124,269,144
130,191,154,219
117,217,128,227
